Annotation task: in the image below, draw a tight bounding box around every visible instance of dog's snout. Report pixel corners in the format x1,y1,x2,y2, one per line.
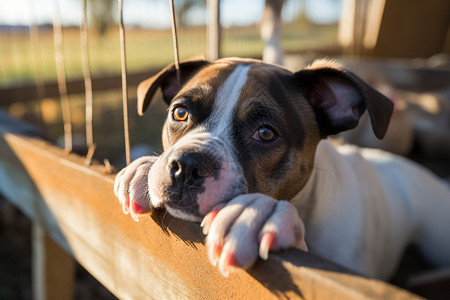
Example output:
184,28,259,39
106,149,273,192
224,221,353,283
169,156,206,179
169,152,219,185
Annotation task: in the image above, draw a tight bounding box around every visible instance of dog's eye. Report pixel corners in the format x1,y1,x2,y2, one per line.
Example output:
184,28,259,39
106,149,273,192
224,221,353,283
252,127,277,142
173,105,189,122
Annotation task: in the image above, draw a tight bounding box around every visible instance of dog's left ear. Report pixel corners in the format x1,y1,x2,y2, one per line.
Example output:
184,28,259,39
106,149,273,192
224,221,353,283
295,59,393,139
137,58,210,116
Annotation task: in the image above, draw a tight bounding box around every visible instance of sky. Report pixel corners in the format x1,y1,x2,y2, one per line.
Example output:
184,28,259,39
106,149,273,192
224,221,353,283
0,0,342,28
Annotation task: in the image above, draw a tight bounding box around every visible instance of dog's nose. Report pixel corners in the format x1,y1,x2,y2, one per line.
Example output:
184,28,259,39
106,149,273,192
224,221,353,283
169,153,218,185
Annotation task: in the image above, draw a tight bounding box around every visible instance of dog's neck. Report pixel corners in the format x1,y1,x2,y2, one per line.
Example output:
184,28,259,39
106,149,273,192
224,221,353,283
289,140,342,223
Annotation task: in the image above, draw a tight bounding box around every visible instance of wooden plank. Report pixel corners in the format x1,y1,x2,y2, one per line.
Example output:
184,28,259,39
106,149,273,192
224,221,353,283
338,0,450,58
372,0,450,58
0,130,422,299
32,222,75,300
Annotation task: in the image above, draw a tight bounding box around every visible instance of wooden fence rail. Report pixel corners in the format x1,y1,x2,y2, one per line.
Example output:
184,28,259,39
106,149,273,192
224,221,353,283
0,116,421,299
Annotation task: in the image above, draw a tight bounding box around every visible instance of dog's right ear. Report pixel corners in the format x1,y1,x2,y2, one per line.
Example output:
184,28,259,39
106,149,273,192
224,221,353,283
295,59,393,139
137,59,210,116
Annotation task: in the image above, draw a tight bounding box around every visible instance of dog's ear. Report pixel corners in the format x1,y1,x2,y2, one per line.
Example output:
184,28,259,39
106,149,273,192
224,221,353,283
295,59,393,139
137,59,210,115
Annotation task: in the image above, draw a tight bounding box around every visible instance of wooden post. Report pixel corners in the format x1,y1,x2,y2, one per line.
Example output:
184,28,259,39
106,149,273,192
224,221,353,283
32,222,75,300
207,0,221,61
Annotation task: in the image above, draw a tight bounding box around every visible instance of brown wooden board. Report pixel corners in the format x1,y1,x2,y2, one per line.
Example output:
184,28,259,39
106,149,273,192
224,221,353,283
0,127,422,299
372,0,450,58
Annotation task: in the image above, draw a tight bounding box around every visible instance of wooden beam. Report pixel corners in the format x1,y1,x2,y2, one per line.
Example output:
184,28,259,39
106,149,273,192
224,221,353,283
0,129,422,299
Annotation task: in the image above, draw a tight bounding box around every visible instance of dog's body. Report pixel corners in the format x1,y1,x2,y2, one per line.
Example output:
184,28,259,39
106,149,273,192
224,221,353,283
294,140,450,279
114,58,450,279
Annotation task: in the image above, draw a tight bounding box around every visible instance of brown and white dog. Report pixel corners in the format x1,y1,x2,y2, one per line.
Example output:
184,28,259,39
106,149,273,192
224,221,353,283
114,58,450,279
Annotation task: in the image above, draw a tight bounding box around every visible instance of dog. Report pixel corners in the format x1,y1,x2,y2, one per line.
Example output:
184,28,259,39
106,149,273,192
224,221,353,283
114,57,450,280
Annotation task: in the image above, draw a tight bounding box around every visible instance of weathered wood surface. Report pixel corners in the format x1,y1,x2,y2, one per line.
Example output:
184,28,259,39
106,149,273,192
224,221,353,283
0,128,422,299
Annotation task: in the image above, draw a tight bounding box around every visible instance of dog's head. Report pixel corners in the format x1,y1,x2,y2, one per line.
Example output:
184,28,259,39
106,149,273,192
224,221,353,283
137,58,393,221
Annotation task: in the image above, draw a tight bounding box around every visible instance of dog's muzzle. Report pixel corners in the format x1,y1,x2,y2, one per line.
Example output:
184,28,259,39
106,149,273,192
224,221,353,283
148,132,248,221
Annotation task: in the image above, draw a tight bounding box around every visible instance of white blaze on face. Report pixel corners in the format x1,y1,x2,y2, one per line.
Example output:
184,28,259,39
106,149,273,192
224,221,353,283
207,64,251,141
197,161,235,215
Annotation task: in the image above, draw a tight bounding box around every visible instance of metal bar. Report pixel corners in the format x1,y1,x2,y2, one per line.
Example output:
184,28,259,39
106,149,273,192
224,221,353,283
118,0,131,166
169,0,181,83
53,2,72,152
80,0,94,150
28,0,45,132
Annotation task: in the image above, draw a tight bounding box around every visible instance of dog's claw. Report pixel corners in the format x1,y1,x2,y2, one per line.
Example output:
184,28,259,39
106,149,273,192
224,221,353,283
201,208,221,235
218,251,237,277
120,196,130,214
259,200,308,252
204,195,307,276
208,242,223,267
259,231,276,260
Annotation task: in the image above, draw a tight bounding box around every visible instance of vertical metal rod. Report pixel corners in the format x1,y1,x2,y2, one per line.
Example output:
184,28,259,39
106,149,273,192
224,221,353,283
53,0,73,153
80,0,94,150
169,0,181,83
28,0,45,132
207,0,221,61
118,0,131,166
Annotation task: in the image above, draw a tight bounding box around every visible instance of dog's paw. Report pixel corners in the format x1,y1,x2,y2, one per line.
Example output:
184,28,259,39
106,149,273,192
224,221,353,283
201,193,307,276
114,156,159,221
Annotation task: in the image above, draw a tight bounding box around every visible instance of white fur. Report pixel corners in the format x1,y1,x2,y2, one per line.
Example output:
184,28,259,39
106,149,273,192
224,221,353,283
197,162,234,215
291,140,450,279
207,64,250,142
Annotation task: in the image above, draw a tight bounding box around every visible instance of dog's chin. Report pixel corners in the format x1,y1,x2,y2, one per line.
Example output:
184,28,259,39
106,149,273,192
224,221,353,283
149,188,204,222
164,204,203,222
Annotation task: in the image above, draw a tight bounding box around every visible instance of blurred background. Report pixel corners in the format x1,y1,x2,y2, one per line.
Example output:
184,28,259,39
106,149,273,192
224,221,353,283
0,0,345,165
1,0,448,166
0,0,449,298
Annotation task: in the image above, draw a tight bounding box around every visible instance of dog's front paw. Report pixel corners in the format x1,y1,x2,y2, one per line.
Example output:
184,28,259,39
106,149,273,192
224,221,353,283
114,156,159,221
201,193,307,276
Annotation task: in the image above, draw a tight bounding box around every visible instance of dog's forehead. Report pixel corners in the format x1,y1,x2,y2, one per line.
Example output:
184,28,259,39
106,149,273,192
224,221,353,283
184,58,289,89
